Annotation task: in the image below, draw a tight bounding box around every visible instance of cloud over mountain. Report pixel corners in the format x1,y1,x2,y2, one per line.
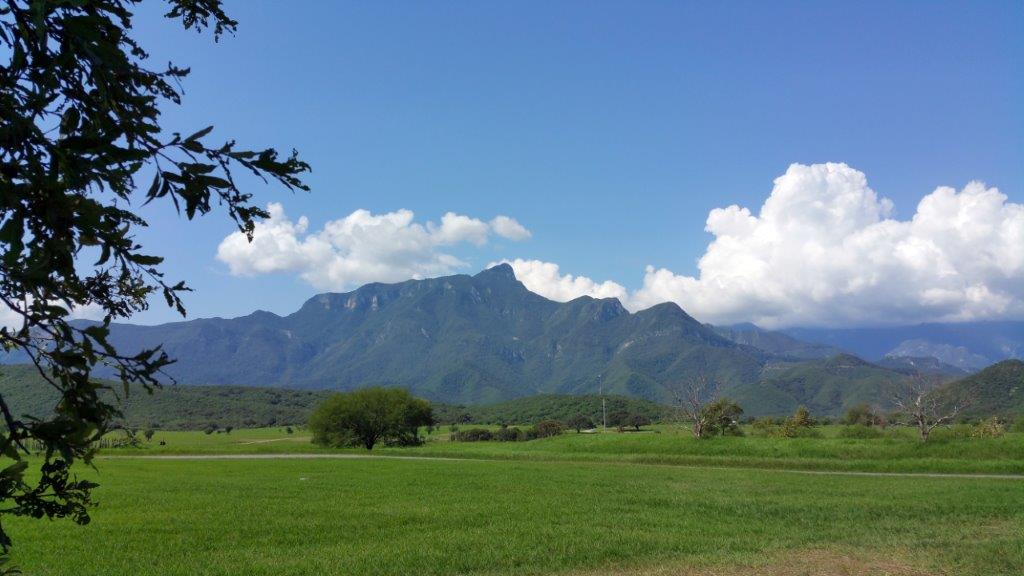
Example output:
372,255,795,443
495,259,629,302
0,301,104,330
506,163,1024,328
216,204,530,290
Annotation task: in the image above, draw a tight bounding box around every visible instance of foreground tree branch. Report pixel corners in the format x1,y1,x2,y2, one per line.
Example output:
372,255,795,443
0,0,310,566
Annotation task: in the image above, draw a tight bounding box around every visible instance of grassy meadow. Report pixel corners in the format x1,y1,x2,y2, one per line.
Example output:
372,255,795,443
109,424,1024,474
8,454,1024,576
8,425,1023,575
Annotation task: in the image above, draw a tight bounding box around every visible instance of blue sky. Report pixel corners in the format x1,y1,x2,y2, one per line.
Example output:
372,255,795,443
126,1,1023,328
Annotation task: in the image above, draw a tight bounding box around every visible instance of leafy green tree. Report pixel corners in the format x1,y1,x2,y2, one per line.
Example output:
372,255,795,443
309,388,433,450
627,412,651,431
699,398,744,437
566,414,594,433
971,417,1005,439
778,406,819,438
750,417,778,437
452,428,494,442
0,0,309,560
790,406,816,428
531,419,565,439
606,409,630,430
842,404,880,427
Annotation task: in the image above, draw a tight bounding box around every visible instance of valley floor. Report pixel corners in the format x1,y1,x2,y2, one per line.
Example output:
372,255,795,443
8,427,1023,575
100,425,1024,474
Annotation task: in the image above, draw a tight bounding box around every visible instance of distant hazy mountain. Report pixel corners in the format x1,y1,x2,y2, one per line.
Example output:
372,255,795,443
69,264,768,405
712,323,840,360
783,321,1024,368
875,355,970,378
884,340,990,371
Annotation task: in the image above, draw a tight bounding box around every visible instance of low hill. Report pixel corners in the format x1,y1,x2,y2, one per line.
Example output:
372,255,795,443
731,354,909,417
1,364,674,429
932,360,1024,418
0,365,327,430
712,323,840,360
434,393,673,426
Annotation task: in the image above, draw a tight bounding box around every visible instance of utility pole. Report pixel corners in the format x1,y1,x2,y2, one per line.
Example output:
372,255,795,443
599,374,607,432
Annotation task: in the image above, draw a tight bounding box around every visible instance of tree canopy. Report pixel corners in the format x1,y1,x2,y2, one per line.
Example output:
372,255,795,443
566,414,594,433
309,388,433,450
698,398,744,437
0,0,309,562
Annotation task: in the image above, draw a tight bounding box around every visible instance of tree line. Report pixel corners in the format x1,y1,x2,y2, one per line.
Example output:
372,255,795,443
305,373,1006,452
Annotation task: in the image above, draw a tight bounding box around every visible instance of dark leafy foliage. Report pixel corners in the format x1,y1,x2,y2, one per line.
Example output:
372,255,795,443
0,364,324,430
841,403,883,427
493,425,527,442
451,428,495,442
606,409,632,431
627,412,651,431
698,398,744,437
0,0,309,560
565,414,594,433
308,388,433,450
777,406,820,438
837,425,885,439
532,419,564,438
433,393,672,426
462,426,528,442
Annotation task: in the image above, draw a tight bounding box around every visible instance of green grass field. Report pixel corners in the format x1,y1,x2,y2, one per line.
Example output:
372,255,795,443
8,426,1024,575
111,425,1024,474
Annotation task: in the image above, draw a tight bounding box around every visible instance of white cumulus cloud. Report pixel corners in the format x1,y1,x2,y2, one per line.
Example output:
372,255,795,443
428,212,491,246
489,216,532,241
1,300,105,330
496,259,629,302
501,163,1024,328
630,163,1023,327
216,204,531,291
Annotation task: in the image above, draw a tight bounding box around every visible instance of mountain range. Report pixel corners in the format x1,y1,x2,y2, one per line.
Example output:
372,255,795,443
3,264,1021,415
67,264,767,405
784,321,1023,370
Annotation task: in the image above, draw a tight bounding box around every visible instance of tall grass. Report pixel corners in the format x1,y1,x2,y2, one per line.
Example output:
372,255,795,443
8,457,1023,575
106,426,1024,474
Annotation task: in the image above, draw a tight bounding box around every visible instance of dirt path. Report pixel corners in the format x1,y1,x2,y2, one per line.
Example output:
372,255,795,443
100,453,1024,480
237,436,312,445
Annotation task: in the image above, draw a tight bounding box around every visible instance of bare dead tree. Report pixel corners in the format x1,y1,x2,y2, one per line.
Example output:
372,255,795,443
891,375,972,442
669,373,718,438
